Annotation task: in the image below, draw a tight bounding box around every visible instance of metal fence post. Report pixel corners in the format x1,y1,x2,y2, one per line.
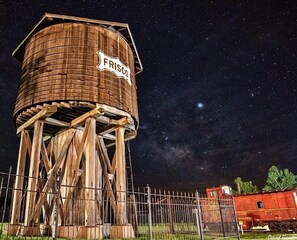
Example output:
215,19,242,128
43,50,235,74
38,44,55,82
20,181,27,223
195,191,204,240
218,198,226,238
1,166,12,235
0,178,3,200
146,185,153,240
54,168,62,239
231,196,241,240
0,177,3,235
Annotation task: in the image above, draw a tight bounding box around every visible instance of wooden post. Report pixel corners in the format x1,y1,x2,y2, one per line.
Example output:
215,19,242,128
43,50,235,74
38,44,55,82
115,126,127,225
11,130,28,224
85,118,96,226
61,131,77,225
110,125,135,238
24,120,44,226
95,149,102,225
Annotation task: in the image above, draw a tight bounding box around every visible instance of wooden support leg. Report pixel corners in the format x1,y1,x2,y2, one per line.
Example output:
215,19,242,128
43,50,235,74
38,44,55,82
115,126,127,225
95,151,102,224
61,128,88,223
96,137,117,213
61,134,76,225
110,127,135,238
11,130,28,225
24,120,44,226
85,118,96,226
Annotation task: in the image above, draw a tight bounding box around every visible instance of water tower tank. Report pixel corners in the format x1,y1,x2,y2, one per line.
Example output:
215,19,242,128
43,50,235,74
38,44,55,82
13,13,142,136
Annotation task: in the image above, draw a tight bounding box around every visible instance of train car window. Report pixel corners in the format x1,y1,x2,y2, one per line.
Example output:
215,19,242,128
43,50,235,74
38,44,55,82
257,201,263,208
211,191,218,197
222,186,231,195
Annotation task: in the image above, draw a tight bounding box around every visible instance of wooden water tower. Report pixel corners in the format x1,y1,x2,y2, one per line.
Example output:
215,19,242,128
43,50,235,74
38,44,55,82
9,13,142,238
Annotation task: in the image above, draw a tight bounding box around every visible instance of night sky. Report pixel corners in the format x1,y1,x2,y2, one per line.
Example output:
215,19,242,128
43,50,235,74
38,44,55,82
0,1,296,192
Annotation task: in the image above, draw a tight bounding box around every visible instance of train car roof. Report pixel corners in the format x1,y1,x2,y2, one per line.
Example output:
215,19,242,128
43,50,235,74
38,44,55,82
235,188,297,197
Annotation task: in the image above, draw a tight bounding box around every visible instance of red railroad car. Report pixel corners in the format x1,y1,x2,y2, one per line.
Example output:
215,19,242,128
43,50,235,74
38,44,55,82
201,186,236,233
206,186,297,232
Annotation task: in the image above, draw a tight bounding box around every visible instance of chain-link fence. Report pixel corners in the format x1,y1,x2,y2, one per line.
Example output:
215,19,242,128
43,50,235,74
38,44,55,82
0,170,239,239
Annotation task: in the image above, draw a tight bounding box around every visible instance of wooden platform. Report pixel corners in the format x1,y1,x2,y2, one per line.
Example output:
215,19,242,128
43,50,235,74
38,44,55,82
15,101,137,147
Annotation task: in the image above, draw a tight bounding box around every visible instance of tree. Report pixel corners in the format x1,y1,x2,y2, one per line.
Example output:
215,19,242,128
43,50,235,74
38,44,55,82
263,166,297,191
234,177,259,194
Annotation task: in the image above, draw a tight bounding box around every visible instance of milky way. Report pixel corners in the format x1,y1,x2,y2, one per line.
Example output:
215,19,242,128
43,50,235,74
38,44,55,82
0,1,296,191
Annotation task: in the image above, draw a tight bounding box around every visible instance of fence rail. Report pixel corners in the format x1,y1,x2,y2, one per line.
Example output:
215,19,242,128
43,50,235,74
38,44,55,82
0,171,239,239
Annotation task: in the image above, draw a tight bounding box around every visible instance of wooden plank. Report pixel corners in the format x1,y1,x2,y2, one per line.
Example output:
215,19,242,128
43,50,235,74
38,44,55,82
37,178,50,224
46,139,52,158
45,13,128,28
17,105,57,134
111,150,117,175
97,137,112,173
60,169,83,225
60,133,76,224
96,104,131,119
98,117,134,137
84,118,96,226
96,141,117,213
27,108,36,115
23,130,32,158
97,136,116,207
60,101,72,108
61,123,90,217
21,110,33,117
40,141,51,173
102,133,116,141
10,130,28,224
27,129,75,225
43,135,51,142
105,131,137,148
95,152,102,224
70,107,103,128
44,117,70,127
115,126,127,225
76,101,95,107
24,121,44,226
96,115,111,125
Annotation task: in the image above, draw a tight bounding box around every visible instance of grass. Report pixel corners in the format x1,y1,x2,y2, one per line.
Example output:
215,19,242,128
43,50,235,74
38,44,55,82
1,222,297,239
0,233,296,239
239,232,297,240
84,233,297,240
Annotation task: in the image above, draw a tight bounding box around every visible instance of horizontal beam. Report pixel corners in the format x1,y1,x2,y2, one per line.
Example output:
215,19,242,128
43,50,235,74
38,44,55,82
17,105,57,135
102,133,116,141
105,131,137,148
70,106,104,128
96,115,111,125
96,103,131,119
44,117,69,127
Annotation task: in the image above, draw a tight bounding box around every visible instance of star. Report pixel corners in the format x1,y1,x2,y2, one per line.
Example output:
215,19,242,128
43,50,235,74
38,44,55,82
197,102,204,109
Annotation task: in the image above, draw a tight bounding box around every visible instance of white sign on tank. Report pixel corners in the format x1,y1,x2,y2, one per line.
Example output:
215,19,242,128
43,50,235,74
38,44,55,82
96,51,131,86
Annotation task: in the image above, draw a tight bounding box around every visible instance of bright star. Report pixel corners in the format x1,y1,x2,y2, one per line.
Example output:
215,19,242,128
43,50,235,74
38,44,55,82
197,102,204,109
